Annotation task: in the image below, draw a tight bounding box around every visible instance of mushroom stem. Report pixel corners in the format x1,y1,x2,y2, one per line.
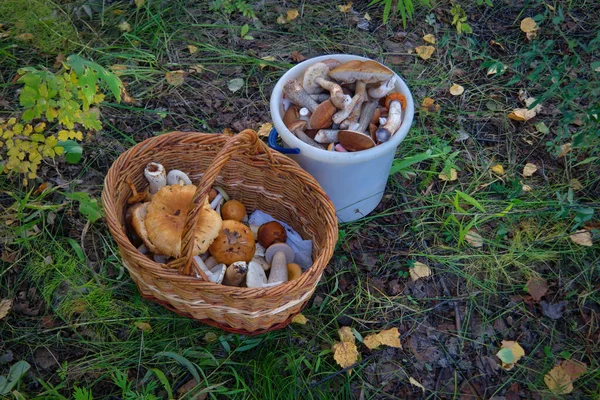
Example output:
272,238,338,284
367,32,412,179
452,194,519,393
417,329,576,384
267,251,289,284
367,76,396,99
144,163,167,194
283,79,319,112
349,101,378,133
314,129,340,144
125,178,147,204
333,81,366,124
166,170,192,186
210,193,224,210
293,127,326,149
314,77,347,109
310,93,331,103
335,144,348,152
222,261,248,286
376,100,402,143
246,260,277,288
192,255,217,282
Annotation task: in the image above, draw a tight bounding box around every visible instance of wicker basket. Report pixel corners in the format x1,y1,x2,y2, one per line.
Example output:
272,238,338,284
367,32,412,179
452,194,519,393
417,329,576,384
102,130,338,334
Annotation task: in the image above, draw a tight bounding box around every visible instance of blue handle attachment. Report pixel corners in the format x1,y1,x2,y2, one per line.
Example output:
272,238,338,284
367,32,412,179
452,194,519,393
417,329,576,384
268,127,300,154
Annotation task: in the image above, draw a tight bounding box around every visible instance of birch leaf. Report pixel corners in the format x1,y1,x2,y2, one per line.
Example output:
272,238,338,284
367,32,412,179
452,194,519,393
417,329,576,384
544,365,574,394
423,34,436,44
491,164,505,175
449,84,464,96
522,163,538,177
570,230,593,246
0,298,12,320
465,229,483,248
409,262,432,282
415,46,435,60
363,327,402,349
496,340,525,370
291,313,308,324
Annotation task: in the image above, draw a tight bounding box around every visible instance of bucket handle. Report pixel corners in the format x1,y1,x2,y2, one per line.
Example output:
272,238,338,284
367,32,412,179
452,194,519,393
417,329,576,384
268,128,300,154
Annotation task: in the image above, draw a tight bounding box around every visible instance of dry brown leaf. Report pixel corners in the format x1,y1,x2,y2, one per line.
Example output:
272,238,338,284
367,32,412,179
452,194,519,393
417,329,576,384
286,9,299,21
449,84,465,96
421,97,440,113
189,64,204,74
423,34,436,44
544,365,574,394
203,332,218,342
508,108,537,121
338,326,354,342
490,40,505,50
332,341,359,370
560,360,587,381
338,2,353,12
439,168,457,181
409,377,425,393
522,184,532,192
415,46,435,60
525,277,548,301
496,340,525,370
276,15,287,24
558,143,572,157
522,163,538,177
256,122,273,137
120,87,135,104
465,229,483,248
16,33,34,41
165,70,185,86
0,298,12,321
118,21,132,32
520,17,538,33
54,53,66,69
188,45,198,54
291,313,307,324
363,327,402,350
570,230,593,247
134,321,153,332
290,51,306,63
491,164,505,175
409,261,431,282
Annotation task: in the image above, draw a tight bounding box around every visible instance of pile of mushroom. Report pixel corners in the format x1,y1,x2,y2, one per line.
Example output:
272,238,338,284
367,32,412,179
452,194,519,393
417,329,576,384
125,162,308,287
282,59,407,152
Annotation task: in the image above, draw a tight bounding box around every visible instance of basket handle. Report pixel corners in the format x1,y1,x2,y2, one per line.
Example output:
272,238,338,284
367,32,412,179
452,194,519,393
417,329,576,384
169,129,270,277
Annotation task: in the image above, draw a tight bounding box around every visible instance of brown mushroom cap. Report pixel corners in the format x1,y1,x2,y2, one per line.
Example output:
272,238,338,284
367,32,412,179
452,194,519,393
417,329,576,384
144,184,223,258
287,263,303,281
338,130,376,151
209,220,256,265
283,105,300,129
257,221,288,248
221,200,247,221
328,60,394,84
130,202,160,254
309,100,336,130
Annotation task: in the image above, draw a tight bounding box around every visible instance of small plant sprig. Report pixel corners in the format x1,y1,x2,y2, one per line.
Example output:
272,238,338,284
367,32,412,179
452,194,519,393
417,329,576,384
0,55,123,186
450,3,472,34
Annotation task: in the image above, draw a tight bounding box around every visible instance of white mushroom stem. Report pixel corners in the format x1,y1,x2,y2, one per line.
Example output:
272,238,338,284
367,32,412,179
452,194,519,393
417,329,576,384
267,251,288,284
379,117,387,126
299,107,310,122
192,256,226,283
153,254,170,264
367,76,396,99
315,78,347,109
137,244,149,255
210,193,224,210
166,170,192,186
376,100,403,143
333,81,366,124
282,97,292,111
250,224,260,240
314,129,339,144
204,256,218,269
213,186,230,202
254,242,266,257
144,162,166,194
335,144,348,152
310,93,331,103
223,261,248,286
349,101,378,133
292,127,326,150
246,260,279,288
251,256,271,271
283,79,319,112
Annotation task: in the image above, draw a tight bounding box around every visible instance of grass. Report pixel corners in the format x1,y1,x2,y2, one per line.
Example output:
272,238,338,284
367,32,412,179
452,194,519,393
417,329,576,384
1,0,599,398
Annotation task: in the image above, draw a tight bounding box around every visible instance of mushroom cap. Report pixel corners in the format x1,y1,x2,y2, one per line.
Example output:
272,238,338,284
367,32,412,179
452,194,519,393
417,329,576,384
223,261,248,286
265,242,294,264
302,62,330,94
338,130,376,151
130,202,160,254
257,221,288,248
309,100,336,130
328,60,394,84
385,92,407,109
145,184,223,258
221,200,247,222
283,105,300,129
287,263,303,281
288,119,307,132
209,220,256,265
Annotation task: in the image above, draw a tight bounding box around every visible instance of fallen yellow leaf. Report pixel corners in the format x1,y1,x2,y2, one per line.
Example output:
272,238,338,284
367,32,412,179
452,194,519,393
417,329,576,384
423,34,436,44
276,15,287,24
415,45,435,60
165,70,185,86
544,365,574,394
570,230,593,247
421,97,440,113
332,341,359,370
203,332,218,342
256,122,273,137
291,313,307,324
338,326,355,342
522,162,537,177
508,108,537,121
0,298,12,321
491,164,505,175
134,321,153,332
16,33,34,41
558,143,572,157
286,9,299,21
259,55,276,70
188,45,198,54
496,340,525,370
118,21,132,32
338,2,353,12
409,377,425,393
522,184,532,192
409,261,431,282
363,327,402,350
449,84,464,96
439,168,457,181
364,13,371,21
520,17,538,33
560,359,587,381
465,229,483,248
189,64,204,74
569,178,583,191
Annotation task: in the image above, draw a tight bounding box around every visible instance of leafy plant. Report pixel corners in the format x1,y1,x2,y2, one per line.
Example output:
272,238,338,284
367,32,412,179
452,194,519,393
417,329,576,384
450,3,472,34
0,360,30,396
209,0,256,19
65,192,103,223
368,0,431,27
0,55,123,185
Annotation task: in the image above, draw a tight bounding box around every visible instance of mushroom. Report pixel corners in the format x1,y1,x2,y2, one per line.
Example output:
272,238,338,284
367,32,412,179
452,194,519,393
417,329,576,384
257,221,287,248
310,93,331,103
287,263,303,281
221,200,247,222
129,202,160,254
222,261,248,286
314,129,339,144
265,242,294,284
309,100,337,130
204,256,218,269
254,242,266,257
283,79,319,112
288,120,326,149
208,220,256,265
376,92,406,143
283,105,300,129
144,184,223,258
166,170,192,186
302,62,347,109
125,177,147,204
154,254,170,264
367,76,396,99
246,259,269,288
192,256,226,283
335,144,348,152
337,101,378,151
144,162,167,194
251,255,271,271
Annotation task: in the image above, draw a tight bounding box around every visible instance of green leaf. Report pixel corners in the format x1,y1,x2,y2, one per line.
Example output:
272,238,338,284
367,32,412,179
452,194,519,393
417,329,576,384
57,140,83,164
496,348,514,364
65,192,103,223
66,55,123,102
390,151,432,175
22,109,35,122
534,122,549,134
73,386,93,400
19,85,38,108
79,69,97,105
155,352,200,384
65,237,86,262
455,190,486,212
240,24,249,37
148,368,173,400
0,361,30,395
461,23,473,34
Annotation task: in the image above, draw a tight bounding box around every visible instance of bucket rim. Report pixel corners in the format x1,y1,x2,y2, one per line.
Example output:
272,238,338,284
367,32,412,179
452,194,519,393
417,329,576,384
270,54,415,164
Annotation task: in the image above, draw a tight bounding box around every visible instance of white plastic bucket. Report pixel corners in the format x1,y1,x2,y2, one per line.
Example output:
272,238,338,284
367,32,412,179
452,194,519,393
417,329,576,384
269,54,414,223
